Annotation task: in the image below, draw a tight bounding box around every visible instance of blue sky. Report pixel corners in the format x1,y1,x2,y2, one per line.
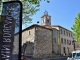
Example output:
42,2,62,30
23,0,80,31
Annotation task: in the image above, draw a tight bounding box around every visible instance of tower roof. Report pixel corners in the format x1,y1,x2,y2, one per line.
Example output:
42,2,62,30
41,10,49,18
44,10,48,15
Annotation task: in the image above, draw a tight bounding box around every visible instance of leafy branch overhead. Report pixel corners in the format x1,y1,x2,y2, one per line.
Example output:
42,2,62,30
71,13,80,43
0,0,50,24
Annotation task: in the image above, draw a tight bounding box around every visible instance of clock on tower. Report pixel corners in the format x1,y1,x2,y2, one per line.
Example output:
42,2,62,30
41,11,51,26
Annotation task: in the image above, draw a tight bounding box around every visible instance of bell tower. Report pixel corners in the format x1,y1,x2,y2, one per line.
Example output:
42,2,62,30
41,11,51,26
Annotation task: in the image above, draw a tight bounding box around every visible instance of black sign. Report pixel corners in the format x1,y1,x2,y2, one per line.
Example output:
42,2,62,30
0,1,22,60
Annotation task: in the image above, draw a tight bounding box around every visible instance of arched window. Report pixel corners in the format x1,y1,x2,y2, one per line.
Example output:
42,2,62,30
29,31,31,35
47,19,49,23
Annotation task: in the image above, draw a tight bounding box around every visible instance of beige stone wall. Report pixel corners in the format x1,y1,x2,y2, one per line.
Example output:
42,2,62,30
12,34,19,54
21,25,74,58
22,27,35,45
25,42,34,55
52,29,60,54
33,27,52,58
22,27,35,55
52,27,61,55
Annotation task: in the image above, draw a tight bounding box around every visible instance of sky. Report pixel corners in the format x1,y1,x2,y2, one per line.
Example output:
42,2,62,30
22,0,80,31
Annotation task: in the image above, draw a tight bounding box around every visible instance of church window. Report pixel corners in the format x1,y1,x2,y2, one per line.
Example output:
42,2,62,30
61,38,63,44
64,30,65,35
66,31,68,36
29,31,31,35
64,39,66,44
67,32,69,36
47,19,49,23
67,40,69,44
61,29,62,34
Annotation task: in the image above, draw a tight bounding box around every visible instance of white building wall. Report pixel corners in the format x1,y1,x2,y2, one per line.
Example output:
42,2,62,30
52,26,74,56
59,28,74,56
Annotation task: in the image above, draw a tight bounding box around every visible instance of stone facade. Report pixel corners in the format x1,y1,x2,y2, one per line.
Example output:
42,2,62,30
52,28,61,54
24,42,34,55
22,27,35,45
33,26,52,58
22,25,62,58
42,26,61,55
21,11,74,58
22,26,35,56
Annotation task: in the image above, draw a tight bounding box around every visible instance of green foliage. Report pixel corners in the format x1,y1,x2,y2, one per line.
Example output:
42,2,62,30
71,13,80,42
0,0,50,25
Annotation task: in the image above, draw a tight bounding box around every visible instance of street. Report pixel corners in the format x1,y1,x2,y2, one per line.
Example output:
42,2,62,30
49,57,67,60
28,57,67,60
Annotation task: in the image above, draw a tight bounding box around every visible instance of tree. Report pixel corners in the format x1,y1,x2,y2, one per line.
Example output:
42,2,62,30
0,0,50,26
71,13,80,42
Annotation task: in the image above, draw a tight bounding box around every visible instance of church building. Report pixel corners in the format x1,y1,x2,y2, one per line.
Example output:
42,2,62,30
22,11,74,58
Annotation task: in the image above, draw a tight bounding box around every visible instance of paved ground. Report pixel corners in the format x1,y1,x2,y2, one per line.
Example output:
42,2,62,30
28,57,67,60
49,57,67,60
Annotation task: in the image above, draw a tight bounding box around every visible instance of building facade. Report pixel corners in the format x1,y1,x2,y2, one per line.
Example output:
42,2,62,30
22,11,74,58
40,11,74,56
52,26,74,56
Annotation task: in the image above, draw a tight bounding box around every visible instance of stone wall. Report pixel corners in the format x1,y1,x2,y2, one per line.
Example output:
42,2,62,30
22,27,35,45
22,27,35,55
33,26,52,58
52,28,60,54
24,42,34,56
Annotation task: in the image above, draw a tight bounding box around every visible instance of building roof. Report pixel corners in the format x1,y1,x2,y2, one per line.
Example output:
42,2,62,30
22,24,72,33
42,25,58,31
22,24,53,32
52,25,72,33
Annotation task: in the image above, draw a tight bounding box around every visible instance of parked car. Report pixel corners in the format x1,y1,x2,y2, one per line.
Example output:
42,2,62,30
67,50,80,60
